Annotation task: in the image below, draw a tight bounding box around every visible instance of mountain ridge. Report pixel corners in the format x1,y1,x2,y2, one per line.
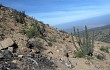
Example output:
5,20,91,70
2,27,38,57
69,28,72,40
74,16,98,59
55,14,110,30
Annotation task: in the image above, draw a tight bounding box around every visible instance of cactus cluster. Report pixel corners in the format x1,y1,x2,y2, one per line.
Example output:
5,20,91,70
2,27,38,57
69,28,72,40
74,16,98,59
71,25,94,56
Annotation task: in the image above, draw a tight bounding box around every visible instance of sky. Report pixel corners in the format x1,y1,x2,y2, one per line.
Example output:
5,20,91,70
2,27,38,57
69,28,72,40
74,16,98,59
0,0,110,26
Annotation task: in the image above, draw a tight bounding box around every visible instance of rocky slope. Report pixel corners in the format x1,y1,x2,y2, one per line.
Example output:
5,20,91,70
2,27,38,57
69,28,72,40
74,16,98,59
0,4,110,70
89,25,110,43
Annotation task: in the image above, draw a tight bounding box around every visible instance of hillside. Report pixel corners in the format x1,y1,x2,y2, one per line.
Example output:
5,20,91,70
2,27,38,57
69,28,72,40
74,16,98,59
0,5,110,70
89,25,110,43
65,25,110,43
0,4,77,70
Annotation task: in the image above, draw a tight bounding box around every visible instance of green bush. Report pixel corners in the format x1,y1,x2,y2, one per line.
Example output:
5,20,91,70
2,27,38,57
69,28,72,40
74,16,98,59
26,27,40,38
26,21,46,38
48,37,57,42
74,51,86,58
100,46,109,53
48,42,53,47
95,53,105,60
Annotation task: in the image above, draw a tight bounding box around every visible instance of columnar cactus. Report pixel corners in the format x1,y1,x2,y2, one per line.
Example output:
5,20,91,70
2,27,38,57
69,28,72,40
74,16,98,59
71,25,94,56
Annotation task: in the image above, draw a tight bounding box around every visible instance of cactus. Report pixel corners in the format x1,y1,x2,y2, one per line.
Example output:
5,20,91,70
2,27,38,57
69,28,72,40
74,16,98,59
71,33,79,51
72,25,94,56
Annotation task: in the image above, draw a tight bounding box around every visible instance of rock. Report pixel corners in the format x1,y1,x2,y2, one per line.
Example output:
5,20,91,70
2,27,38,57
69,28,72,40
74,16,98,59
12,60,17,64
65,61,74,68
56,49,60,53
0,53,3,59
32,49,37,53
31,48,40,54
95,53,106,60
26,38,44,51
21,47,31,53
26,41,35,48
65,62,71,68
47,56,52,60
18,55,24,58
0,38,14,50
28,38,36,43
0,44,2,50
2,49,13,59
12,53,18,57
8,47,13,52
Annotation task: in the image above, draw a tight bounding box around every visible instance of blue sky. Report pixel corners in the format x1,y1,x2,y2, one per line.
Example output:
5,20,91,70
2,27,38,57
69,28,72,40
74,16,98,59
1,0,110,26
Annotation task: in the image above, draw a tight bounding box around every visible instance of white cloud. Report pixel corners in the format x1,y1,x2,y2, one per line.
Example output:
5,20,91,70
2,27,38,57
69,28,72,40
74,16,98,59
27,5,110,26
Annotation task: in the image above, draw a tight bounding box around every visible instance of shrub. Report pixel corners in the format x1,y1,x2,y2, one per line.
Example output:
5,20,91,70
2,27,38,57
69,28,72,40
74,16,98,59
95,53,105,60
26,25,40,38
48,37,56,42
100,46,109,53
26,28,40,38
74,51,86,58
48,42,53,47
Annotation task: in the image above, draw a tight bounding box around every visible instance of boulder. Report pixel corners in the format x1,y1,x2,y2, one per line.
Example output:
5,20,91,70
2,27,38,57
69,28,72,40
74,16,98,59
8,47,13,52
26,38,37,48
31,48,40,54
12,60,17,64
2,49,13,59
18,55,24,58
0,38,14,50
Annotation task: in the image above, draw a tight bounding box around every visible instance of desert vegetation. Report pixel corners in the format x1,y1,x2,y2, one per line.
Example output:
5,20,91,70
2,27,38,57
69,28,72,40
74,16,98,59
89,25,110,43
100,46,109,53
71,26,94,58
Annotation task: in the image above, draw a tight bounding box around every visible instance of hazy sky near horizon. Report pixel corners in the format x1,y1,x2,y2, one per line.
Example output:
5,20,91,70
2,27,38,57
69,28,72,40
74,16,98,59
1,0,110,26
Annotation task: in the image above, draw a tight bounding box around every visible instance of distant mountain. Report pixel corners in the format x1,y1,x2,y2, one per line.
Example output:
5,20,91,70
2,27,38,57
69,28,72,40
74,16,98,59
55,14,110,31
55,14,110,43
89,25,110,31
88,25,110,43
65,24,110,43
